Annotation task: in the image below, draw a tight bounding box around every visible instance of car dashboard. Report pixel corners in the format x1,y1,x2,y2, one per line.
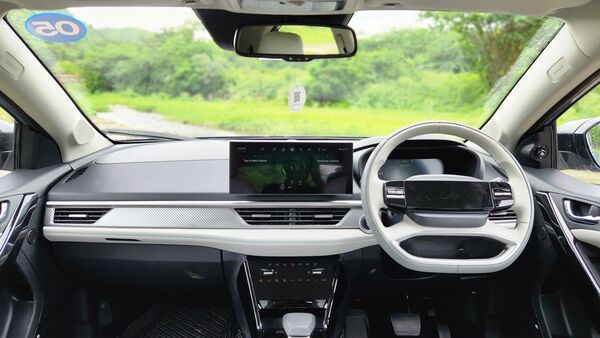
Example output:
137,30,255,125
43,137,503,254
44,139,364,255
41,136,511,336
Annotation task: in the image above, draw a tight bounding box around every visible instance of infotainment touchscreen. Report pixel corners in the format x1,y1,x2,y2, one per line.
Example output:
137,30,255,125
230,142,353,194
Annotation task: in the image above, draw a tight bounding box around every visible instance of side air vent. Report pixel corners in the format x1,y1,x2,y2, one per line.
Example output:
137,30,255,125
236,208,350,226
489,210,517,226
53,207,111,224
65,166,89,183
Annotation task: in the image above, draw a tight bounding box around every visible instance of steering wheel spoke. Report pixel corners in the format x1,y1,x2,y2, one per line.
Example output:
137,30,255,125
371,177,388,210
380,218,412,243
476,220,521,247
383,217,519,247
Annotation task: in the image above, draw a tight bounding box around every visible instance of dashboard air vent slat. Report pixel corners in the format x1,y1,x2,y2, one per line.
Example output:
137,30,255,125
236,208,350,225
53,207,111,224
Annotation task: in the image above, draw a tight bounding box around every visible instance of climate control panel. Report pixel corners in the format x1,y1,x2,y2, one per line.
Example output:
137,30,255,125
247,256,338,301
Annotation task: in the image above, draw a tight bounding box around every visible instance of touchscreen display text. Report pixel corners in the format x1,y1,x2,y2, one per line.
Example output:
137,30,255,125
230,142,353,194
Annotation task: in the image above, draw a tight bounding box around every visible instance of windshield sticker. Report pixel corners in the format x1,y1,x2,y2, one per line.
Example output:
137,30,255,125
25,13,87,43
288,84,306,112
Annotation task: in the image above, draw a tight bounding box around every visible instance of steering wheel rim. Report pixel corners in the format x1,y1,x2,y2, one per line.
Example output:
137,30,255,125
361,121,534,274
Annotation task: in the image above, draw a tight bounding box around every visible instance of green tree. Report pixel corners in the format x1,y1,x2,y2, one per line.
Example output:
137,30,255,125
164,53,231,98
422,13,544,87
80,64,112,93
306,59,368,105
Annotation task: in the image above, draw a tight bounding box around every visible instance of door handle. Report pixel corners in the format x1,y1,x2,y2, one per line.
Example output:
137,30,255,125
564,200,600,225
0,201,8,223
0,194,37,266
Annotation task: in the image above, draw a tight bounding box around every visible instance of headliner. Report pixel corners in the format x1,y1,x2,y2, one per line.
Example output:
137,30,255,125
0,0,594,17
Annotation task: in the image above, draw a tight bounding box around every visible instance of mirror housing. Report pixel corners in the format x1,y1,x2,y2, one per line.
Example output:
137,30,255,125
586,121,600,166
557,117,600,171
0,120,14,172
235,24,357,61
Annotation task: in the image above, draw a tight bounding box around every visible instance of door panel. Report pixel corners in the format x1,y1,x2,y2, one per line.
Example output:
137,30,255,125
0,194,36,267
526,168,600,295
1,165,70,267
0,165,70,338
545,192,600,295
572,229,600,248
525,167,600,338
0,195,23,237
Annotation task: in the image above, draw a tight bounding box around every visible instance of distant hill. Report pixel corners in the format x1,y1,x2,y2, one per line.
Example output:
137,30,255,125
86,27,153,43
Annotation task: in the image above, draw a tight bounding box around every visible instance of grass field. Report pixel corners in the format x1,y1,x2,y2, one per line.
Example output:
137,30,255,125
561,170,600,185
87,92,487,136
0,109,12,123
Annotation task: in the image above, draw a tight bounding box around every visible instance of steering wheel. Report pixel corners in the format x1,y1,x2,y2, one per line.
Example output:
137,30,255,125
361,121,534,274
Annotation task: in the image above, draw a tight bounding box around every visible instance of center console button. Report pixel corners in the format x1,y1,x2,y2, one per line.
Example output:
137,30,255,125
310,268,324,275
260,268,275,276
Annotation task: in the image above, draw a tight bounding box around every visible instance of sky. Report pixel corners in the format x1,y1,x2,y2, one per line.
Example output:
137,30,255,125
68,7,427,38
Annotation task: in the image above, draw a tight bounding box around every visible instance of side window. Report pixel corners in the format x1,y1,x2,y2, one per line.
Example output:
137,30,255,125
0,108,15,177
0,107,15,178
557,84,600,185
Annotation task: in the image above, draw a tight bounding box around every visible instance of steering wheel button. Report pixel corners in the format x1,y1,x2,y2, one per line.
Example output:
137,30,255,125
490,182,514,210
383,181,407,211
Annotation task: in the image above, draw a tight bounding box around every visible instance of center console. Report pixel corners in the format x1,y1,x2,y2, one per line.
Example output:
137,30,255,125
226,141,358,337
245,256,340,337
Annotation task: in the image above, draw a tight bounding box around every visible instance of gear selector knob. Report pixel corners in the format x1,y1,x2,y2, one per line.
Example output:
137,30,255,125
282,313,316,338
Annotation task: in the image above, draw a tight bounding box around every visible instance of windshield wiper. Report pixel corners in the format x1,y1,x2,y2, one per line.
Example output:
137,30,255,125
104,129,193,141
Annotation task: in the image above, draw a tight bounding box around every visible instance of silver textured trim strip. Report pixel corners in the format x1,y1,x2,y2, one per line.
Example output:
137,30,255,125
243,261,262,330
42,227,377,256
45,206,363,229
323,262,340,329
540,192,600,297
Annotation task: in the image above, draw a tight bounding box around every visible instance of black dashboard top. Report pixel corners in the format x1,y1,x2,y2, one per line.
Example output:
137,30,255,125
47,138,503,202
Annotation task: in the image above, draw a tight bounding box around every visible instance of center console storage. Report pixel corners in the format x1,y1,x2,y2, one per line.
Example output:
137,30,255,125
245,256,340,337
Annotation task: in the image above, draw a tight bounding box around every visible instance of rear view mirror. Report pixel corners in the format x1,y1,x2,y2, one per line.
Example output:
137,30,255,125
235,24,357,61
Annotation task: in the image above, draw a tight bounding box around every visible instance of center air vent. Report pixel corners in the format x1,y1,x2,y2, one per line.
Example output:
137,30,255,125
53,207,111,224
236,208,349,226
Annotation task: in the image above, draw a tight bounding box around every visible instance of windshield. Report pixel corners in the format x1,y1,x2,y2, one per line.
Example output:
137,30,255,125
7,9,562,139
